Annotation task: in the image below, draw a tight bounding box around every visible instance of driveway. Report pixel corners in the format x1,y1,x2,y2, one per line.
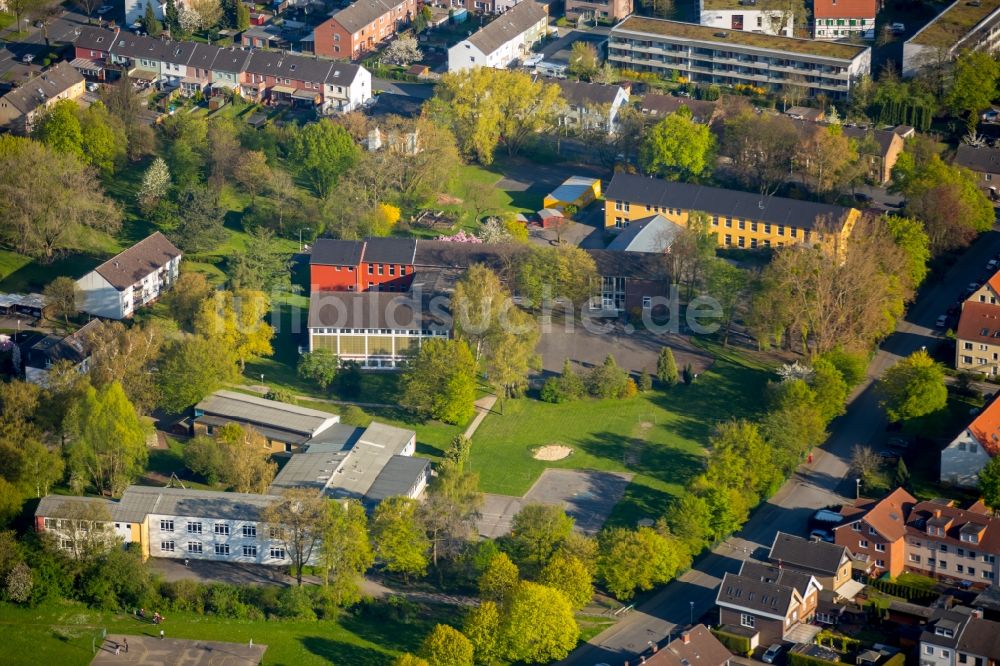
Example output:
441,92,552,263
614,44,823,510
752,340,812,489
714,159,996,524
371,77,435,99
560,228,1000,665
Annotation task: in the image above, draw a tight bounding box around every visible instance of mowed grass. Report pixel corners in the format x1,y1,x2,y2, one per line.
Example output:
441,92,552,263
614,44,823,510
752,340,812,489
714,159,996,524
0,599,455,666
470,349,772,526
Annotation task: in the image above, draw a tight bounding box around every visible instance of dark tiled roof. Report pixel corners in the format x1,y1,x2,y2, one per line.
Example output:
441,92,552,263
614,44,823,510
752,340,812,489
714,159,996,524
958,617,1000,657
716,571,796,616
74,26,118,52
606,173,855,232
769,531,849,576
93,232,181,291
307,290,449,331
587,248,667,281
0,61,84,115
955,144,1000,175
187,42,221,70
412,241,527,272
212,47,251,73
361,237,417,265
640,93,718,122
160,40,198,67
113,33,168,60
550,77,624,106
311,239,366,266
738,560,815,598
331,0,410,34
467,1,548,56
325,62,362,86
28,319,102,367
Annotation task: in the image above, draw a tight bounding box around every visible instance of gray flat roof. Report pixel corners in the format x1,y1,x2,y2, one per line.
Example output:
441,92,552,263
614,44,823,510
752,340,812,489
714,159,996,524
365,456,429,503
36,495,117,520
195,390,339,437
117,486,281,523
269,450,350,492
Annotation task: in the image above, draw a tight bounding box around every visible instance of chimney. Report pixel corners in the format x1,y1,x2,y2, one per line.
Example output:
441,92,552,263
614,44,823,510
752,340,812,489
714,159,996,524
682,631,691,644
652,643,658,653
973,608,984,619
934,509,942,518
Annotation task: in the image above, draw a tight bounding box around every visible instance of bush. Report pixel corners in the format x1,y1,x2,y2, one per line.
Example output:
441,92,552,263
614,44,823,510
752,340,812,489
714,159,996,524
869,578,938,604
540,377,567,403
586,356,629,399
276,586,317,620
788,651,840,666
711,628,752,657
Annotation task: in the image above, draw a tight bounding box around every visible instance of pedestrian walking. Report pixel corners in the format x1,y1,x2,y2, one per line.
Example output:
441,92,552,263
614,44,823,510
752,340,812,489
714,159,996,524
160,629,165,640
124,638,128,653
114,645,120,656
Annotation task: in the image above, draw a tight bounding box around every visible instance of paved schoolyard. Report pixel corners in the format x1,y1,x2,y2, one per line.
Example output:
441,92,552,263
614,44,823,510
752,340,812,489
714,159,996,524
478,469,633,538
91,636,265,666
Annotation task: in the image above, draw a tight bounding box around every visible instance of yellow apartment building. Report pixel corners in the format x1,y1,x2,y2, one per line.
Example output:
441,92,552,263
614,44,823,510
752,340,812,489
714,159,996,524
604,173,860,256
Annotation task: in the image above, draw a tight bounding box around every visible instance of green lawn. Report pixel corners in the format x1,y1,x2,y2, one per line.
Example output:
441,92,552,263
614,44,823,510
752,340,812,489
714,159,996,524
0,599,455,666
424,163,533,235
470,348,772,526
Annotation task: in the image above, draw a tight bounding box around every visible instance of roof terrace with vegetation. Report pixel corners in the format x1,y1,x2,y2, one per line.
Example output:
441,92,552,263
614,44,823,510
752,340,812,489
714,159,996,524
909,0,1000,47
612,16,869,60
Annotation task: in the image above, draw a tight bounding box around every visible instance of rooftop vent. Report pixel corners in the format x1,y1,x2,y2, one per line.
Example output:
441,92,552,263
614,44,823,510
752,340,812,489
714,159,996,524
714,31,729,38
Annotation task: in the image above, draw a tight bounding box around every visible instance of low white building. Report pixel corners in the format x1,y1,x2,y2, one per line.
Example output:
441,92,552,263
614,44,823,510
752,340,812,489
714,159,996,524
940,396,1000,488
24,319,101,387
323,62,372,114
76,232,181,320
699,0,794,37
448,0,550,72
812,0,877,40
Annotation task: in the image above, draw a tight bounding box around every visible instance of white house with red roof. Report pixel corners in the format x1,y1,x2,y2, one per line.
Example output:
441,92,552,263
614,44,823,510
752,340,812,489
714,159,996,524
813,0,878,40
941,395,1000,488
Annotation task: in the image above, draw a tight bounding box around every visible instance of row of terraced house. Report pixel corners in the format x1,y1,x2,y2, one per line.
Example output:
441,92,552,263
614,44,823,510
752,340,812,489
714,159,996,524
70,26,371,114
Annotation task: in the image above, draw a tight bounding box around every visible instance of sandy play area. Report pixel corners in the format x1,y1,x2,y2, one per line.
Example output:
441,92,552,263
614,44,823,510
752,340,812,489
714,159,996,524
533,444,573,461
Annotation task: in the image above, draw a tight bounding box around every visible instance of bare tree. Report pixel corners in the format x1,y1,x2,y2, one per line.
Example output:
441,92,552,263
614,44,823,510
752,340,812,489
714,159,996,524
262,489,330,586
850,444,882,486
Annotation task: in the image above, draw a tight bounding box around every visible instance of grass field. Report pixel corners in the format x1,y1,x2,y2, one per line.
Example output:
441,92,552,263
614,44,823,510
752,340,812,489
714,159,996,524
470,346,772,526
0,599,456,666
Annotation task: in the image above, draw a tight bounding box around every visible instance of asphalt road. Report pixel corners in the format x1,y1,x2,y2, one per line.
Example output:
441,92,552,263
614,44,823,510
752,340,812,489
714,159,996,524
562,226,1000,666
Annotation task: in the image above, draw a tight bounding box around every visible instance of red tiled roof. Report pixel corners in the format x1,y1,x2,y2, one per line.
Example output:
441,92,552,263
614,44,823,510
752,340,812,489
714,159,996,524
813,0,877,19
956,300,1000,346
906,499,1000,553
836,487,916,541
988,268,1000,296
967,394,1000,456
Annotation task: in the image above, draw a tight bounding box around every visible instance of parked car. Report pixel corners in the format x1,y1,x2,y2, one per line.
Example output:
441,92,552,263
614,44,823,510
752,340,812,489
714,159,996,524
888,437,910,451
854,192,873,204
891,22,906,34
809,529,833,543
763,644,785,664
21,54,33,64
96,4,113,13
936,315,950,328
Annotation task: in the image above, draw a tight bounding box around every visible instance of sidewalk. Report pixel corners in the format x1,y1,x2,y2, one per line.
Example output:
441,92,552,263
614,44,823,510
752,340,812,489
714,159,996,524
463,395,498,439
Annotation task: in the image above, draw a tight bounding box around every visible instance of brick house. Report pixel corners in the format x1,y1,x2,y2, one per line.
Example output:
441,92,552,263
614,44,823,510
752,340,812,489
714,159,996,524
834,487,915,578
312,0,418,60
70,25,120,81
310,238,416,293
904,498,1000,587
716,562,821,646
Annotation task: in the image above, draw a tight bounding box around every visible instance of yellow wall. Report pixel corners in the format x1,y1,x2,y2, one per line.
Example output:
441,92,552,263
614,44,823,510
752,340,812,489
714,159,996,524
604,198,859,258
137,519,150,562
544,179,601,211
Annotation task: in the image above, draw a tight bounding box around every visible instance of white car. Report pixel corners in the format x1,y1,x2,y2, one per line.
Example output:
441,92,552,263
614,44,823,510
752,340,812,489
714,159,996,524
936,315,949,328
96,4,113,14
988,259,998,270
891,22,906,34
21,54,33,64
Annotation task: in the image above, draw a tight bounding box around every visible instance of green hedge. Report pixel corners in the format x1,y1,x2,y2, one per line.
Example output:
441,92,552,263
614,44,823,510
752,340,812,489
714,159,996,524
869,578,938,604
882,654,905,666
788,651,839,666
711,628,752,657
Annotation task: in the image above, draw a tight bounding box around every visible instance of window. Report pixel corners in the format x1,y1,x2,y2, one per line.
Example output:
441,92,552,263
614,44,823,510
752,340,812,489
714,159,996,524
969,567,976,576
738,236,746,248
161,541,175,553
43,518,54,529
909,554,921,563
188,542,203,554
187,522,202,534
939,561,948,570
859,539,868,548
940,544,948,552
778,225,785,236
378,264,384,275
725,217,732,228
764,224,771,234
160,519,174,531
925,646,934,655
61,539,72,550
214,523,229,536
270,527,284,540
984,571,994,579
270,546,286,559
738,220,746,230
869,527,876,535
643,296,652,309
876,559,885,567
243,545,257,558
751,238,758,249
242,525,257,538
958,564,965,573
875,543,885,552
740,613,756,628
389,265,396,276
215,543,230,556
852,522,861,531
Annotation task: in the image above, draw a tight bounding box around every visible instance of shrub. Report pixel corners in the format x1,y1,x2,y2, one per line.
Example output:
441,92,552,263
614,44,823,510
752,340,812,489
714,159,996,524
540,377,567,403
276,586,318,620
711,628,752,657
623,378,638,398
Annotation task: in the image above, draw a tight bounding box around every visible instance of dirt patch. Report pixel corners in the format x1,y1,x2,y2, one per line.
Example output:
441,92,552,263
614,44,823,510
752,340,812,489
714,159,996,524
533,444,573,461
436,193,462,205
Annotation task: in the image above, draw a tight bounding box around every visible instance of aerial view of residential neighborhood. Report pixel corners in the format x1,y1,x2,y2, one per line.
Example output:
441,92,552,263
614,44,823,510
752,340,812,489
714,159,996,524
8,0,1000,663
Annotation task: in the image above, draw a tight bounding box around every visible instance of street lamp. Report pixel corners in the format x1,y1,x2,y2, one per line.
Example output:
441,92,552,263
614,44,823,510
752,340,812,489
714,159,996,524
260,373,265,386
299,227,311,251
855,478,861,500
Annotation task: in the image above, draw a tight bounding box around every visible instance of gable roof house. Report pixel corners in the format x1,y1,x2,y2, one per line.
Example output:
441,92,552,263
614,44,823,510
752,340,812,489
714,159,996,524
211,47,252,90
768,532,859,598
942,394,1000,488
75,232,182,320
813,0,878,40
646,624,732,666
920,606,1000,666
551,78,630,134
158,40,198,90
905,498,1000,587
313,0,418,60
24,319,102,387
834,487,916,577
448,1,550,73
716,562,822,647
640,93,719,124
955,299,1000,375
322,61,371,114
71,26,120,81
0,62,86,134
109,33,168,85
954,144,1000,203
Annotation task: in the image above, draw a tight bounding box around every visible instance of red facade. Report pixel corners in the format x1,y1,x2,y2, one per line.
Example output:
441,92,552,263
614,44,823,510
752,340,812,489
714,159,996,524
311,264,360,291
359,262,413,292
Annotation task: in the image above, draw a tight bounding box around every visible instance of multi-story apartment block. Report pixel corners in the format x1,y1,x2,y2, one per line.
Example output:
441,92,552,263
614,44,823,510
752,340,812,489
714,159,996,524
956,299,1000,376
921,606,1000,666
813,0,877,40
608,16,871,100
603,173,860,256
903,0,1000,77
834,487,915,578
699,0,793,37
76,232,181,320
565,0,633,23
448,1,550,72
312,0,418,60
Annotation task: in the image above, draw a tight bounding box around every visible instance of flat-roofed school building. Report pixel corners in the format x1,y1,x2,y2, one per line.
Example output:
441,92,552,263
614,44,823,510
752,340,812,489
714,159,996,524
608,15,871,100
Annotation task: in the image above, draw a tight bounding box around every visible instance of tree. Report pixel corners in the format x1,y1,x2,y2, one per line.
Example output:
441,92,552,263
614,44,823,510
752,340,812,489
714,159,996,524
78,102,127,177
707,258,748,346
298,349,338,390
420,461,482,567
143,2,163,37
83,320,163,415
850,445,882,487
158,334,237,413
798,124,857,196
369,202,401,237
215,423,277,494
419,624,474,666
400,339,477,425
568,42,599,80
194,289,274,370
721,111,799,196
291,120,359,197
163,271,213,330
978,456,1000,512
479,551,519,602
810,357,849,423
464,601,502,664
66,383,148,497
384,35,422,65
539,553,592,609
664,493,712,558
586,355,630,399
43,276,80,325
228,227,291,291
513,245,598,307
483,305,538,401
496,581,579,664
18,440,64,499
640,111,715,181
452,264,507,360
947,51,1000,133
427,69,563,163
164,0,180,32
161,113,208,186
884,215,930,288
394,656,430,666
178,4,203,33
657,347,679,385
371,496,430,580
878,349,947,422
101,77,155,160
597,527,684,600
189,0,222,28
0,136,121,261
138,158,171,215
894,457,911,488
320,499,373,605
5,561,32,603
76,0,102,18
262,489,330,585
183,435,225,483
510,504,574,568
170,185,226,252
233,150,271,206
33,100,83,158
